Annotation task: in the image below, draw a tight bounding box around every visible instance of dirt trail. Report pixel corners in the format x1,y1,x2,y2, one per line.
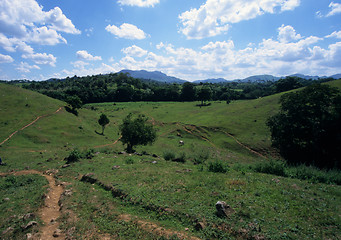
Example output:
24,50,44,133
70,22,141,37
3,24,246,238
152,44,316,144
0,170,64,240
0,107,63,146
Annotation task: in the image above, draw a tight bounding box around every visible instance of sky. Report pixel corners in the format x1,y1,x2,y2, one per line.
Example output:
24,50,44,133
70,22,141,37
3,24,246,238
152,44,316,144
0,0,341,82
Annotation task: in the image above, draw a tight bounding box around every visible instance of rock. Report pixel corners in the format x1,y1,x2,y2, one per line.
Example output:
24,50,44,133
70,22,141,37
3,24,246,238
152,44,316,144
63,189,73,196
216,201,234,217
2,227,14,235
62,164,70,168
21,221,38,230
152,161,157,164
26,233,33,239
53,228,62,237
3,197,10,201
118,151,126,155
194,222,206,231
23,213,35,220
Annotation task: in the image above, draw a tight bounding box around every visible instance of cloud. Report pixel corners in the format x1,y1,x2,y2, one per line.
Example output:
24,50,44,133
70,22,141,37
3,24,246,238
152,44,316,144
0,34,34,53
122,45,148,57
278,25,302,43
76,50,102,61
0,53,14,63
71,61,90,69
22,52,57,66
326,30,341,39
0,0,80,49
45,7,81,34
115,25,341,81
117,0,159,7
63,63,119,77
105,23,147,40
16,61,40,73
326,2,341,17
179,0,300,39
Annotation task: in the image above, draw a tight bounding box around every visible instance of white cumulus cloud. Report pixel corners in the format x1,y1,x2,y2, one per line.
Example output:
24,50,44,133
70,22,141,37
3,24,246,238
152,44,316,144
278,25,302,43
118,0,159,7
179,0,300,39
22,52,57,66
105,23,147,40
122,45,148,57
326,30,341,39
0,0,80,51
0,53,14,63
326,2,341,17
16,61,40,73
76,50,102,61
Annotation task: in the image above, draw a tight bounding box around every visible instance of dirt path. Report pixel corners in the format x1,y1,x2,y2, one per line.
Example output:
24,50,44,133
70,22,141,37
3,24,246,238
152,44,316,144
94,136,122,149
0,170,64,239
0,107,63,146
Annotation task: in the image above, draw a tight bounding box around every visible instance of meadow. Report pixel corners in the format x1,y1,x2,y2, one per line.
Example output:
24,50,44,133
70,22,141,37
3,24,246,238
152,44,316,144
0,81,340,239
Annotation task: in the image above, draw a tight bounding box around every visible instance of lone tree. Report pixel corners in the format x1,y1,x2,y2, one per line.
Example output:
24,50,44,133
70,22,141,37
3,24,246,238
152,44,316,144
267,83,341,169
98,113,110,135
197,86,212,105
119,113,156,153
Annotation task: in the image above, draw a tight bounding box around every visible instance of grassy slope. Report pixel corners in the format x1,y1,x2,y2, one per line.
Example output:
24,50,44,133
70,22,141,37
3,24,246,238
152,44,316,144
0,81,340,239
0,83,63,141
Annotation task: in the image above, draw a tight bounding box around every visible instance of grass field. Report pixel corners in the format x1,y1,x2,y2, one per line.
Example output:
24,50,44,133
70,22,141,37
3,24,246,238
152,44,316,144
0,81,340,239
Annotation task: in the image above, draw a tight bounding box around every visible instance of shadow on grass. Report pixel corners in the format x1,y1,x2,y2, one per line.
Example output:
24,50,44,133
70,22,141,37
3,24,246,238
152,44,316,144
64,106,78,116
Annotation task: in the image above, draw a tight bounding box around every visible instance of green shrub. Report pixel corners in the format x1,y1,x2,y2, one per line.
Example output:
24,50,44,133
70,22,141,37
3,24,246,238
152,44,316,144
174,152,186,163
287,165,341,185
253,159,287,177
208,160,229,173
125,158,135,164
163,151,175,161
65,149,82,164
193,150,209,165
84,149,95,159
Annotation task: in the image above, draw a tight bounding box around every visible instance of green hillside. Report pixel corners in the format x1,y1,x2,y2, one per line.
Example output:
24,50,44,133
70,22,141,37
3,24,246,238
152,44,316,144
0,82,340,240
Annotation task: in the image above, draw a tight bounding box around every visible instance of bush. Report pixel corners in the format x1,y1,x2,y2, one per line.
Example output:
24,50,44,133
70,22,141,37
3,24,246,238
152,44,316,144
208,160,229,173
65,149,82,164
173,152,186,163
163,151,175,161
125,158,135,164
193,150,209,165
84,149,95,159
287,165,341,185
253,159,287,177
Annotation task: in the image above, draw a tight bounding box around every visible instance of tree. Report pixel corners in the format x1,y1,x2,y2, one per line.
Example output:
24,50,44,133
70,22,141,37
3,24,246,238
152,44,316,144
267,84,341,169
119,113,157,153
180,82,196,101
98,113,110,135
197,86,212,105
65,95,82,115
275,76,303,93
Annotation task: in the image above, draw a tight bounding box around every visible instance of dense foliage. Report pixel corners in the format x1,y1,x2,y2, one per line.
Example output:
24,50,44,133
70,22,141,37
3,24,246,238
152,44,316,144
119,113,157,153
98,113,110,135
15,73,336,104
267,84,341,169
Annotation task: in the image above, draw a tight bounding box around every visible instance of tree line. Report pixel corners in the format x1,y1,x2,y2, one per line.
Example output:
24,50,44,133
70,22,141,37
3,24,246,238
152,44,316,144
15,73,336,104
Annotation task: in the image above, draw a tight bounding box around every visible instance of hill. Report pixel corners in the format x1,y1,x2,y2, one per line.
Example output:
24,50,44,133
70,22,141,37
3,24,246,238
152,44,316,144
119,69,187,83
0,82,340,240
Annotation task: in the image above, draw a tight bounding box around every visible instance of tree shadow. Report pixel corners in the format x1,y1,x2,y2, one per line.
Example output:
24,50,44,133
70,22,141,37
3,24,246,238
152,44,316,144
64,106,78,116
94,130,103,136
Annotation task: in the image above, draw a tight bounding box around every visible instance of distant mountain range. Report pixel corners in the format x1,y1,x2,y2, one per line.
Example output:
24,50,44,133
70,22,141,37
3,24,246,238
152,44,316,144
119,70,186,84
120,70,341,84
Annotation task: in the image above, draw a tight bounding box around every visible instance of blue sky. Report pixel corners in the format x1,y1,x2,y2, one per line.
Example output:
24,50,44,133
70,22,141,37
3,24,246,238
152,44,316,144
0,0,341,81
